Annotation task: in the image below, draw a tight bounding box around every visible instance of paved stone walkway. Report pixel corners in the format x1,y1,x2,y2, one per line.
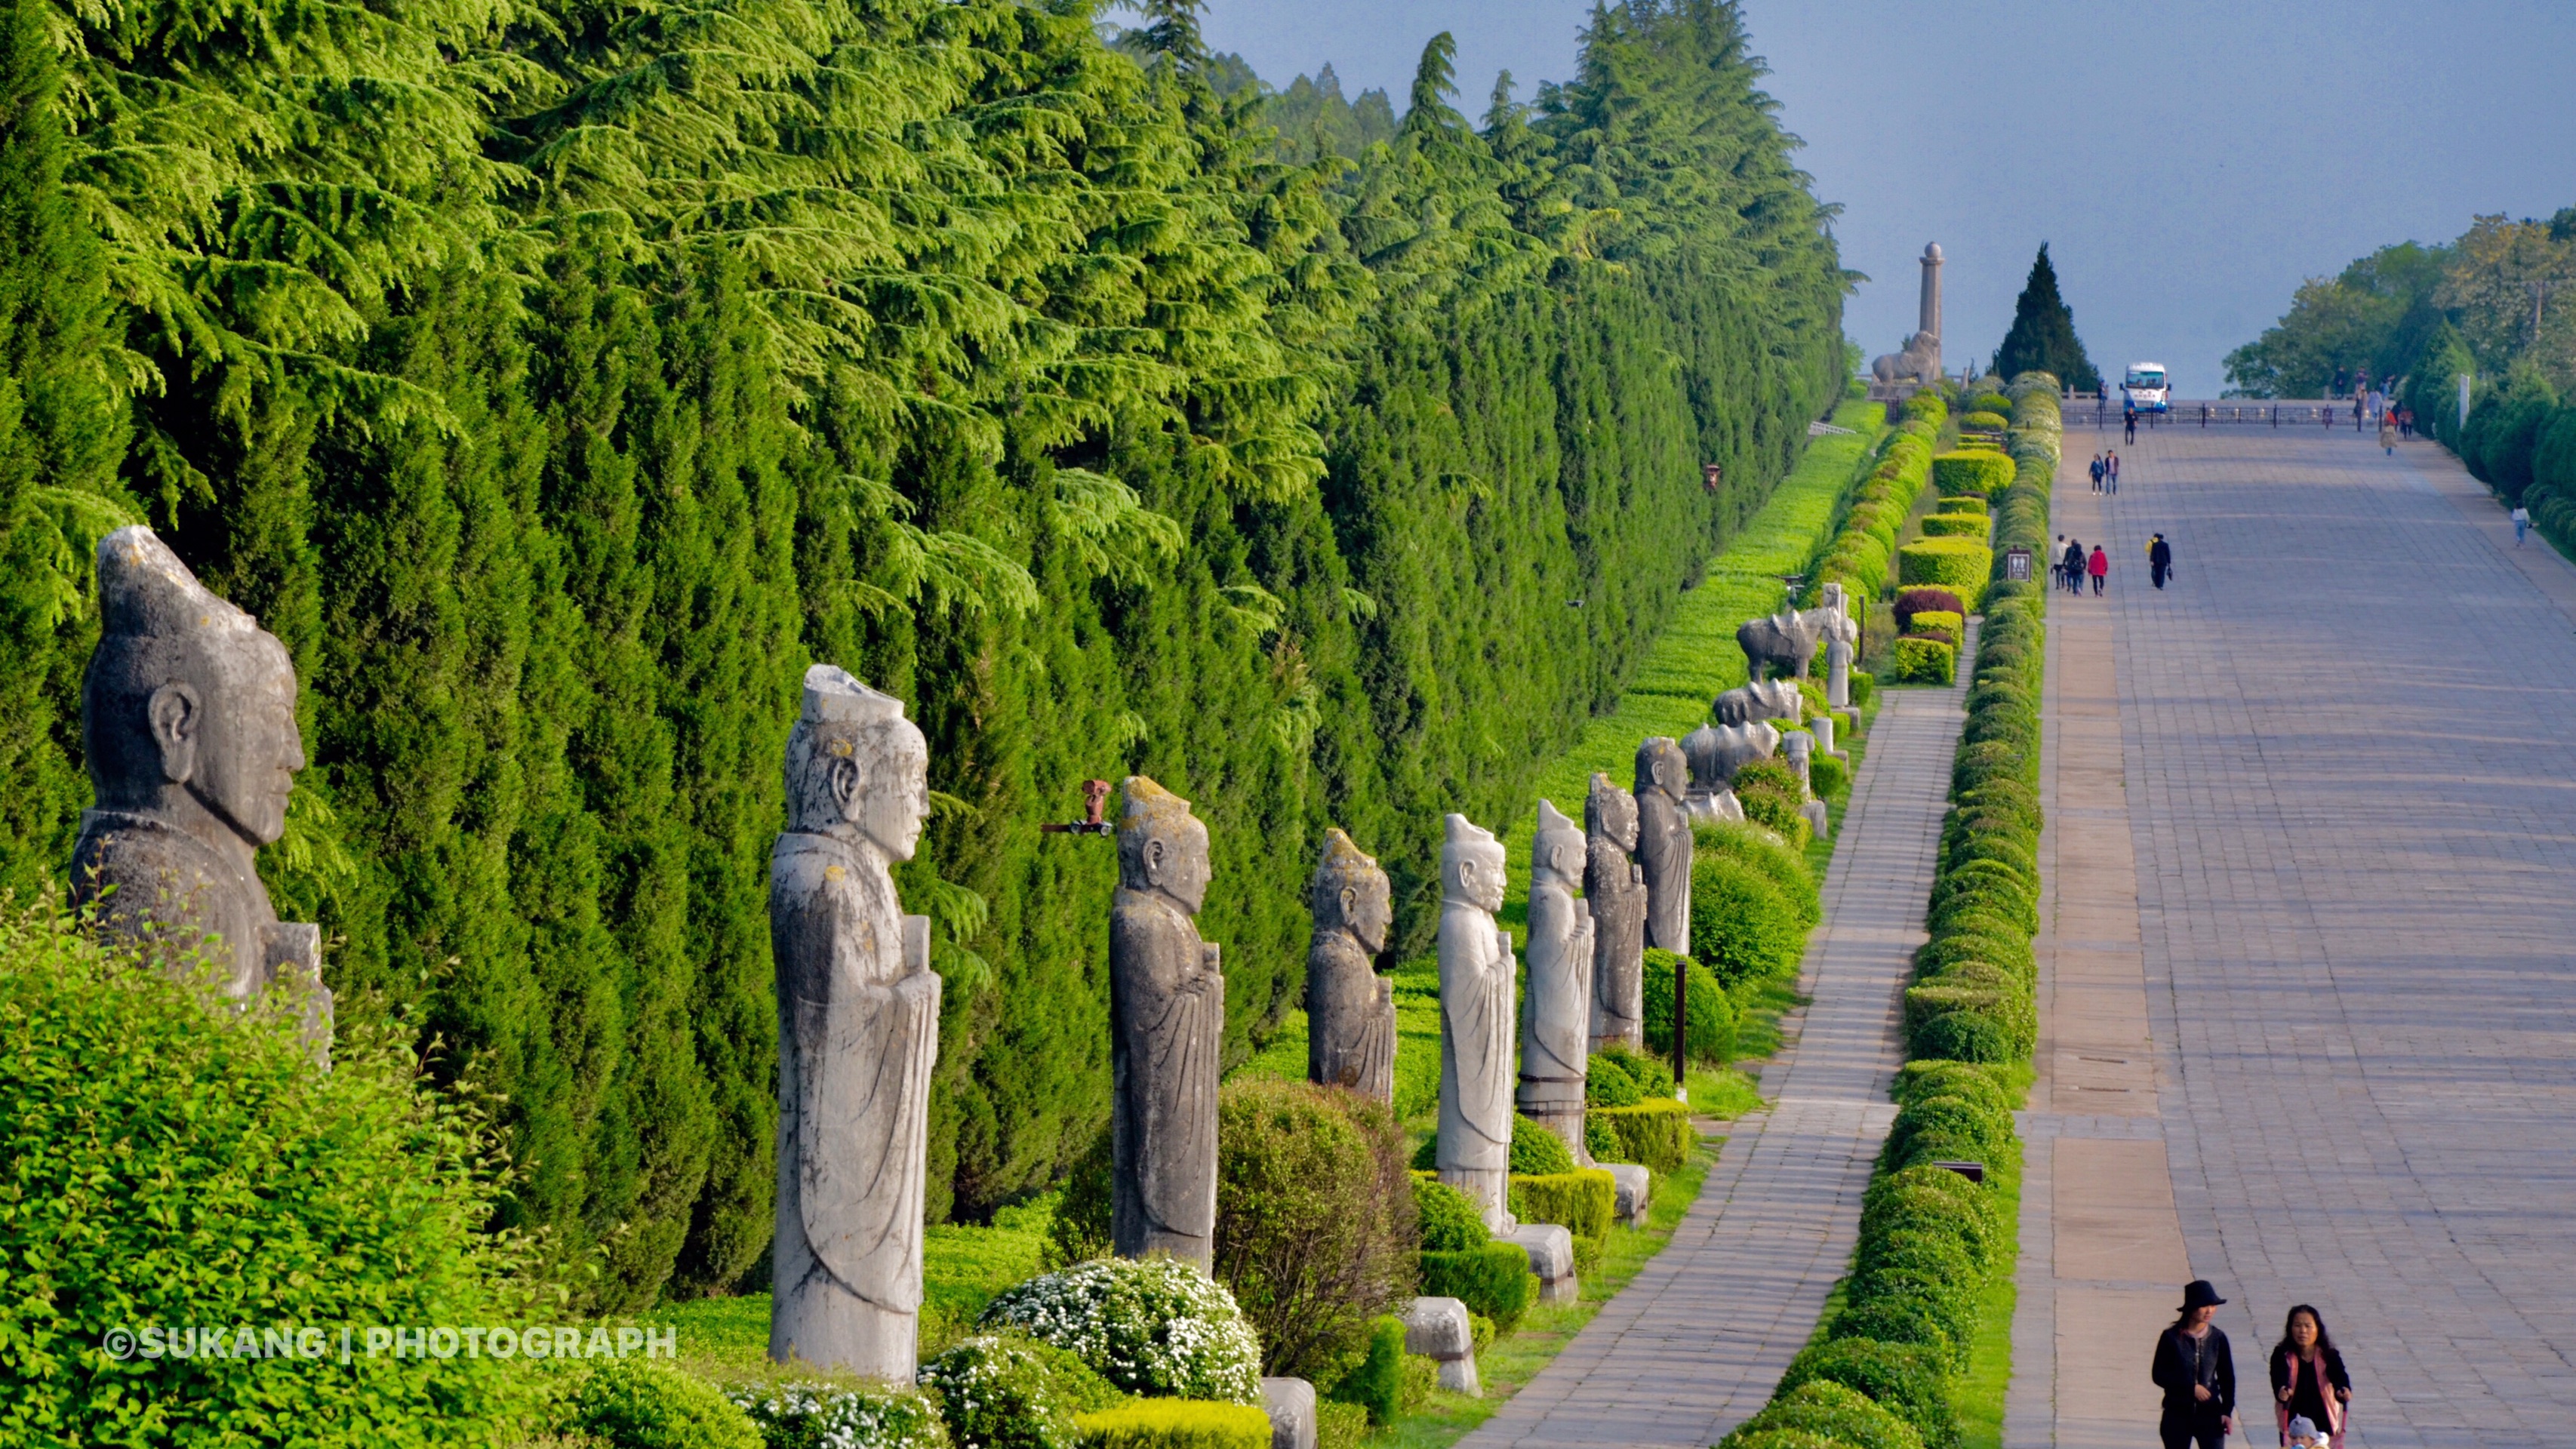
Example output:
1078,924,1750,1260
1462,656,1971,1449
2008,424,2576,1447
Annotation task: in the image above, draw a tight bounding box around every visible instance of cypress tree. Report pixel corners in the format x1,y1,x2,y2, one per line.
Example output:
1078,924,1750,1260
1994,243,2102,390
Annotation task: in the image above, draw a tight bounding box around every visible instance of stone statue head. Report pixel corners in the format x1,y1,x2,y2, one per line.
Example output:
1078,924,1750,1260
1634,737,1685,802
1531,799,1585,890
83,527,304,851
783,663,928,860
1310,827,1391,954
1119,776,1211,915
1440,814,1505,914
1585,773,1638,854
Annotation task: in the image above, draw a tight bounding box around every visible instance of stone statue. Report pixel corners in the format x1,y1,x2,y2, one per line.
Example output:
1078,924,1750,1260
1870,243,1944,387
70,526,331,1059
1826,636,1854,711
1307,828,1395,1103
1780,730,1814,795
1714,677,1803,728
769,664,942,1380
1634,738,1693,955
1683,721,1779,789
1584,773,1647,1053
1736,608,1827,681
1109,776,1224,1269
1517,801,1593,1163
1436,813,1516,1230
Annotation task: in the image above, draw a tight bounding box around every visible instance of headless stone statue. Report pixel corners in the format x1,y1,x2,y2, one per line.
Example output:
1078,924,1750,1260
769,665,941,1380
1110,777,1223,1269
1436,814,1516,1231
1634,738,1693,955
1307,828,1395,1103
1584,773,1647,1053
1681,721,1776,826
70,526,331,1060
1713,677,1803,728
1517,801,1593,1164
1826,636,1854,711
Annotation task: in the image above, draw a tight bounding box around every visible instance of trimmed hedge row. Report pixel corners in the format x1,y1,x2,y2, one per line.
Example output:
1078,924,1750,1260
1916,513,1985,539
1887,638,1954,686
1737,372,2059,1449
1931,450,2013,496
1510,1170,1619,1249
1895,540,1990,614
1817,420,1940,603
1075,1401,1273,1449
1586,1100,1694,1177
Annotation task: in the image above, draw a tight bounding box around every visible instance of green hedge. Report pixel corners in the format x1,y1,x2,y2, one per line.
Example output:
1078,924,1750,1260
1641,948,1735,1063
1325,1316,1409,1427
1584,1100,1693,1177
1719,1380,1926,1449
1907,611,1962,648
1509,1170,1618,1248
1418,1245,1537,1335
1896,540,1992,612
1075,1402,1273,1449
1957,411,2008,432
1777,1340,1956,1449
1888,637,1955,686
1916,512,1987,538
1932,451,2014,496
1817,423,1938,602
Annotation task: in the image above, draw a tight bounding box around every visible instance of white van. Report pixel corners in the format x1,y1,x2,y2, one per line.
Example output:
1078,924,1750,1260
2123,363,2171,414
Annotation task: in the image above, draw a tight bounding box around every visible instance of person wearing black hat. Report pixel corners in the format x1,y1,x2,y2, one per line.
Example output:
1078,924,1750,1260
2152,1280,2237,1448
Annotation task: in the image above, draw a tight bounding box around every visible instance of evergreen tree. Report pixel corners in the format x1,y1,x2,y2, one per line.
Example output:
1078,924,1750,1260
1994,243,2101,390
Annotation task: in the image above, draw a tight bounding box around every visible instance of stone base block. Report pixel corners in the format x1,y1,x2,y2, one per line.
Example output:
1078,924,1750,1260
1802,798,1830,838
1436,1355,1482,1396
1499,1223,1578,1304
1603,1163,1651,1227
1401,1296,1480,1397
1260,1377,1316,1449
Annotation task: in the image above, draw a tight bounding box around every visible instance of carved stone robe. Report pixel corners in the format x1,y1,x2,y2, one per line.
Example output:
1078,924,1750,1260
771,830,940,1379
1637,787,1694,953
1109,887,1224,1268
1308,928,1395,1103
1518,875,1594,1160
1586,789,1648,1053
1438,898,1516,1228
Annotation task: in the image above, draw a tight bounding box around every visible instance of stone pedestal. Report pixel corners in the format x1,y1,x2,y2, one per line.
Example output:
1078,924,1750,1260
1402,1297,1480,1397
1780,731,1814,793
1499,1223,1578,1305
1603,1164,1651,1228
1812,712,1842,759
1802,798,1830,839
1260,1377,1317,1449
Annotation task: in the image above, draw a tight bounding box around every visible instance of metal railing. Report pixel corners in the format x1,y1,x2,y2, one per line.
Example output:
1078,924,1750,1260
2056,400,2400,430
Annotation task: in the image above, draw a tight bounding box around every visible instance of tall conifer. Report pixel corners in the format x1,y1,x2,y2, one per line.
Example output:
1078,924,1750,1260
1994,243,2102,390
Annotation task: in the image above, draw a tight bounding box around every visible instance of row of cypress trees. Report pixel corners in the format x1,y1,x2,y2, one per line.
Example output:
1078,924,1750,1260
0,0,1845,1306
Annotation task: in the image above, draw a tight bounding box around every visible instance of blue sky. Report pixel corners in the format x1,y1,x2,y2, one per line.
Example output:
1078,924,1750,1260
1175,1,2576,395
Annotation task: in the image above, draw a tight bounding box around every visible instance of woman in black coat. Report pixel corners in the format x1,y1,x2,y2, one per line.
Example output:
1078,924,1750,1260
2152,1280,2236,1449
2270,1304,2352,1447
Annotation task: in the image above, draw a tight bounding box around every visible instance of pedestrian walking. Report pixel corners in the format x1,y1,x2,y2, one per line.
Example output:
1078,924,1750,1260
2399,406,2414,440
2148,532,2173,589
2125,408,2138,444
2108,451,2120,494
2379,415,2396,455
2091,454,2104,493
2052,533,2070,588
2088,544,2109,595
2063,537,2085,593
2270,1304,2352,1448
2152,1280,2238,1449
2513,504,2530,546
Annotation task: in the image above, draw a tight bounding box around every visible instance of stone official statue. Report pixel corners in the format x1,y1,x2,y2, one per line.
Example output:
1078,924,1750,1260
1518,801,1593,1162
1109,777,1224,1269
1307,828,1395,1102
1584,772,1647,1052
71,526,331,1057
1634,737,1693,954
769,664,941,1380
1436,813,1516,1230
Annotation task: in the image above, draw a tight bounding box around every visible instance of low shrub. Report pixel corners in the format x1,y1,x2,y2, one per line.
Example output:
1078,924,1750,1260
1734,755,1805,798
1970,392,2013,417
1584,1053,1643,1106
1890,1061,2014,1115
1901,391,1948,425
1325,1315,1408,1426
571,1360,765,1449
1888,636,1954,685
1586,1100,1692,1177
1937,494,1987,516
1891,587,1965,632
979,1258,1263,1403
1720,1380,1926,1449
1410,1174,1488,1251
1508,1171,1617,1247
1827,1295,1956,1366
1809,753,1848,798
1691,851,1805,992
1593,1043,1676,1099
1314,1400,1369,1449
1640,948,1732,1065
1737,781,1810,841
1917,512,1986,539
1510,1114,1576,1176
1897,540,1991,611
1777,1339,1956,1449
1910,1010,2012,1064
1212,1080,1416,1383
1958,411,2008,432
1073,1401,1272,1449
1907,610,1962,648
727,1383,951,1449
1849,669,1876,709
1417,1245,1535,1334
922,1334,1129,1449
1931,450,2014,496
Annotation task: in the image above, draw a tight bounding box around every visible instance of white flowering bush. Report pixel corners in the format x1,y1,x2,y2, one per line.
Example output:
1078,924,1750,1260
918,1333,1126,1449
977,1258,1263,1404
724,1381,949,1449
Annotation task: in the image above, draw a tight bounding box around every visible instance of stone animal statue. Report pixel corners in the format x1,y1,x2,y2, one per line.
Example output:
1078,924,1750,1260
1583,773,1648,1053
1633,737,1692,954
1307,828,1395,1103
1436,813,1516,1230
1110,777,1225,1269
72,526,331,1060
1682,720,1780,790
1736,608,1829,681
768,664,942,1379
1871,331,1941,388
1713,677,1803,728
1516,800,1594,1164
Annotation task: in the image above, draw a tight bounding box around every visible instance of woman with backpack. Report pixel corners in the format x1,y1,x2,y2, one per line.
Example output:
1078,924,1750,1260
2270,1304,2353,1448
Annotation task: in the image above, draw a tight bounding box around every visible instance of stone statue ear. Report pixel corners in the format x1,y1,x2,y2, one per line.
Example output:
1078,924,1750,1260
147,682,202,786
1143,836,1167,884
1339,884,1359,921
826,754,861,817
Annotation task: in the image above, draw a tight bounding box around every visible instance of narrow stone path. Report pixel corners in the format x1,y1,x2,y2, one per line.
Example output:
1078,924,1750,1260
1461,654,1971,1449
2006,422,2576,1447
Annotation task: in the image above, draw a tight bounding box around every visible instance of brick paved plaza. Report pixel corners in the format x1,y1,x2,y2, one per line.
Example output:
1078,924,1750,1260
2009,423,2576,1447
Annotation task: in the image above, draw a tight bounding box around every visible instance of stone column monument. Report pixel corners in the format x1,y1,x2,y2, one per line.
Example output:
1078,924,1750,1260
1436,814,1516,1230
768,664,942,1380
1307,828,1395,1103
1517,801,1593,1163
1633,737,1693,954
1869,243,1945,388
70,526,331,1060
1583,773,1647,1053
1109,777,1225,1269
1826,635,1853,711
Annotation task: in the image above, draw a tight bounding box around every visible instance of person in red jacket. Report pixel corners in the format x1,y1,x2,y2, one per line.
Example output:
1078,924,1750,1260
2088,544,2109,595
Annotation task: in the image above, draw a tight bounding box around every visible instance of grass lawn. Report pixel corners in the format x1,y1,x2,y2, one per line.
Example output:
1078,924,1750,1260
1956,1143,2025,1449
